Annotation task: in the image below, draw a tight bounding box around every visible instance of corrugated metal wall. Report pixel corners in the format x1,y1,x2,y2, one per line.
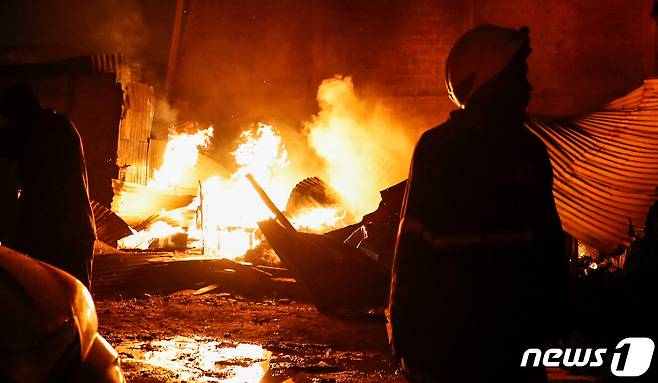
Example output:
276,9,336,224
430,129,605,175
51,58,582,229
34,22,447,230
91,53,126,74
528,78,658,254
147,138,168,181
117,82,155,185
0,56,124,207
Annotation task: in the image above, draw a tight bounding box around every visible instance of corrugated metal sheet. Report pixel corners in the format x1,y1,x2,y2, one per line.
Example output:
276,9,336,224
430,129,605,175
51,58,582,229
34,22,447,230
148,138,168,180
111,179,195,227
92,251,176,297
91,201,133,243
91,54,126,74
527,78,658,253
117,82,154,186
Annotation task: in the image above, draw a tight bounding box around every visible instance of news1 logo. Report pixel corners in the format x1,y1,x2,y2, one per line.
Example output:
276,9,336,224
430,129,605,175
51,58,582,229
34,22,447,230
521,337,655,377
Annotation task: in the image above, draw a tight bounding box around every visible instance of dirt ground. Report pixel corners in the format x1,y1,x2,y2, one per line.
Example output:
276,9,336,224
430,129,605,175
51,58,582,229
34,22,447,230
96,291,602,383
96,292,404,383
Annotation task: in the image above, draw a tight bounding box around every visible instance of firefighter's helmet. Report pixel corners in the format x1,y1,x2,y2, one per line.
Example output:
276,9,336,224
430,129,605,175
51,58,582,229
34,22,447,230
445,24,530,109
0,246,125,383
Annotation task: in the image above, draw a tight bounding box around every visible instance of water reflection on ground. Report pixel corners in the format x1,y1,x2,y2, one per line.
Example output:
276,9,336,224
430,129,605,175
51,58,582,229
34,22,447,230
116,336,271,382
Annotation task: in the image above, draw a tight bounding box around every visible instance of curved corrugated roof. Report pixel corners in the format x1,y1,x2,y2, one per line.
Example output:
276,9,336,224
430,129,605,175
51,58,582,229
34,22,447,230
527,78,658,253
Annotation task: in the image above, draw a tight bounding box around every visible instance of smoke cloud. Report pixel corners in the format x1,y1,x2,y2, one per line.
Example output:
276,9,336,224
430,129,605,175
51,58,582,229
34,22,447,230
0,0,150,62
153,97,178,139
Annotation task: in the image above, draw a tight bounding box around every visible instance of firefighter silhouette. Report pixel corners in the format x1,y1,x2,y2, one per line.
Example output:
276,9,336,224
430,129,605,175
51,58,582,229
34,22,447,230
0,84,96,288
388,25,569,382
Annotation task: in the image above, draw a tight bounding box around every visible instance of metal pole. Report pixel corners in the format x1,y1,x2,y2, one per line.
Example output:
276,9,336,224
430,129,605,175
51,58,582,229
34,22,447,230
198,180,205,254
165,0,185,98
246,173,297,232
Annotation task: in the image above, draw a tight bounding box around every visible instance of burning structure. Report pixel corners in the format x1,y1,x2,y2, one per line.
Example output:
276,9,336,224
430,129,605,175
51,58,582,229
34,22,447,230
2,1,656,268
1,1,658,382
0,0,655,316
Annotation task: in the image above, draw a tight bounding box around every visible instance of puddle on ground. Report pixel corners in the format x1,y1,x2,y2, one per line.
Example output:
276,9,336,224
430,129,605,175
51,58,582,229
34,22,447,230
116,336,271,382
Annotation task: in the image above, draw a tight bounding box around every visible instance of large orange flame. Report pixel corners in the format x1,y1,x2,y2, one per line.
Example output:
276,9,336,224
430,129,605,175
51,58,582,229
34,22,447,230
305,75,415,219
149,127,214,191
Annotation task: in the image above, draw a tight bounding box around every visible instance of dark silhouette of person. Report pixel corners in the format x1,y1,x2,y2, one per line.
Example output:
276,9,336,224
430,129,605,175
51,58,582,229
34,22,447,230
387,25,570,382
0,84,96,288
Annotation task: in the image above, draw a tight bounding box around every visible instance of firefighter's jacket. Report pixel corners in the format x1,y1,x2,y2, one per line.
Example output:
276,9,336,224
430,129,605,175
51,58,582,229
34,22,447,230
0,109,96,253
387,105,569,381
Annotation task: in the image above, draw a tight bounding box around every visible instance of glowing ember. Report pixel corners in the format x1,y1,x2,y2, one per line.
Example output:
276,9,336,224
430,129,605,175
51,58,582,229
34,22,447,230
291,207,344,233
118,220,184,250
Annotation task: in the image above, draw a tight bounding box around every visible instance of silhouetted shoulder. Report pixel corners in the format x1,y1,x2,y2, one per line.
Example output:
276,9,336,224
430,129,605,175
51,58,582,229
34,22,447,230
521,124,553,167
413,120,457,162
48,111,75,131
41,110,80,146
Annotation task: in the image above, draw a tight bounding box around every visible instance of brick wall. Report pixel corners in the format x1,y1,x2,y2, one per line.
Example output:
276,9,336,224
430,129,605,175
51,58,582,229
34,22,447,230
173,0,656,135
472,0,655,115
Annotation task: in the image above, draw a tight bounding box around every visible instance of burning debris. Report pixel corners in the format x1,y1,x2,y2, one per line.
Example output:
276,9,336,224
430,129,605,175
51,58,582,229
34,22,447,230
103,75,658,317
148,126,214,192
4,3,658,382
112,76,418,264
116,121,351,259
99,76,415,313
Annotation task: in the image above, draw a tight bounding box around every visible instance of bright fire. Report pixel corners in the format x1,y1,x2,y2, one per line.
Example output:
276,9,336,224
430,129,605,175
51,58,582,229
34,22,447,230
149,126,214,192
305,75,415,217
118,221,184,250
119,123,344,258
291,207,345,232
194,124,293,258
117,76,417,259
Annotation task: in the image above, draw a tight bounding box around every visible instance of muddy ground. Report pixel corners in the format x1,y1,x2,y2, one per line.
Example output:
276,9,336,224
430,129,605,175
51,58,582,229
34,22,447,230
96,291,600,383
96,291,404,383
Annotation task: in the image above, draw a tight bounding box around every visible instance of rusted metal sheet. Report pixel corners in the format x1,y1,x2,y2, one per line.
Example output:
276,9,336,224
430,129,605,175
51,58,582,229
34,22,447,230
258,219,390,313
92,251,175,296
117,82,154,186
527,78,658,253
91,201,132,244
90,54,125,74
92,251,298,299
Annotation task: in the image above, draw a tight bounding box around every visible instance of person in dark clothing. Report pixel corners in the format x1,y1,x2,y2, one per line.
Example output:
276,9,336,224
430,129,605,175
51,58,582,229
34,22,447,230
0,84,96,288
387,25,570,382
